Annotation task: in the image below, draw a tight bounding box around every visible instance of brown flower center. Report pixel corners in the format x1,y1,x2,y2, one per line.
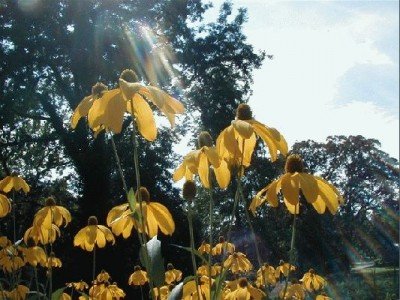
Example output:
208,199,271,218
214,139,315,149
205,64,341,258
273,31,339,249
182,181,196,200
88,216,98,226
45,196,56,207
134,265,141,271
120,69,139,83
198,131,213,148
167,263,174,270
285,154,304,173
236,104,253,120
309,268,315,274
218,236,225,243
238,278,248,288
136,187,150,202
91,82,108,98
27,238,36,248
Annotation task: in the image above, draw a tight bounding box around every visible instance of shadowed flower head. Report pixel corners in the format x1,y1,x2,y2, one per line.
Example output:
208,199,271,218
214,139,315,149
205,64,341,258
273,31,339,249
223,252,253,274
165,263,182,284
211,236,235,256
73,216,115,251
300,269,326,292
0,246,25,272
216,104,288,169
174,131,231,189
224,278,266,300
0,174,30,194
0,194,11,218
33,196,71,230
128,266,148,286
107,187,175,238
24,224,61,245
71,69,184,140
250,154,344,215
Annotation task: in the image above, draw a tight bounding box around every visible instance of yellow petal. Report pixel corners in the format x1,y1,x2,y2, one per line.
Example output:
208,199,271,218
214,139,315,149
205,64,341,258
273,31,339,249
203,147,220,167
284,199,299,214
281,173,300,205
315,177,341,214
232,120,254,139
213,160,231,189
128,94,157,141
198,152,210,188
71,96,93,129
173,162,186,182
311,197,326,214
298,173,318,203
148,202,175,236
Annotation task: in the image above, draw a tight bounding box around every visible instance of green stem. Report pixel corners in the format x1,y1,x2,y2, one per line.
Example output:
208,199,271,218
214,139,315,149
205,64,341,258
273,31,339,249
187,201,200,296
12,190,16,243
110,135,128,194
92,245,96,282
239,183,269,299
282,209,297,298
34,266,40,300
129,102,156,300
208,186,213,299
140,285,144,300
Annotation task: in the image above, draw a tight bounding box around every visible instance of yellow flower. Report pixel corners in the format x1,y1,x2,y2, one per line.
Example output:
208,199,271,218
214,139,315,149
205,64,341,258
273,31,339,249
66,280,89,291
0,174,30,194
97,270,112,283
89,282,125,300
33,197,71,229
45,252,62,268
216,104,288,168
183,276,213,300
211,236,235,256
21,241,47,267
197,263,222,277
60,293,71,300
0,236,11,248
275,261,296,278
74,216,115,251
174,132,231,189
24,224,61,245
256,263,277,286
128,266,148,286
0,246,25,272
0,194,11,218
224,278,265,300
250,154,344,215
3,285,29,300
165,263,182,284
223,252,253,274
107,187,175,238
153,285,171,300
71,69,185,141
300,269,326,292
316,292,332,300
198,241,211,254
279,282,305,300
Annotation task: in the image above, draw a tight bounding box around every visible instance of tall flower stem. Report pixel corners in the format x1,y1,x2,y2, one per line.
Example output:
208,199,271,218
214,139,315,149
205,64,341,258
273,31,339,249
207,176,214,299
110,135,128,194
34,266,40,299
238,183,269,299
92,246,96,282
282,208,298,297
129,103,156,300
187,201,200,295
109,129,155,299
12,190,16,243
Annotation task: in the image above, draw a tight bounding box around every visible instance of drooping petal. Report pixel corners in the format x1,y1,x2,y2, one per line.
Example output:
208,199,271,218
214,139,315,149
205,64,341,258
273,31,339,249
232,120,254,139
284,199,300,214
198,152,210,188
148,202,175,236
128,94,157,141
203,147,220,168
173,162,186,182
298,173,318,203
71,96,93,129
281,173,300,205
311,197,326,214
213,160,231,189
315,177,341,214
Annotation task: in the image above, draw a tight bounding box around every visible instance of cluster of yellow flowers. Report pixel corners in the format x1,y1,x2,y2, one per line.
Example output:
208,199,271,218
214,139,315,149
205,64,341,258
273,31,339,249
0,67,344,299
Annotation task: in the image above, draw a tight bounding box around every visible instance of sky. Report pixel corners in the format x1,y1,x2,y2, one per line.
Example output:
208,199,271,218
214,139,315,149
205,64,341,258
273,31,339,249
201,0,399,159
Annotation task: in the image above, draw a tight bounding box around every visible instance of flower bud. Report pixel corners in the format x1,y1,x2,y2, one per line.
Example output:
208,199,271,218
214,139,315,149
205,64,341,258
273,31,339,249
91,82,108,98
88,216,98,226
285,154,304,173
197,131,213,148
120,69,139,83
236,104,253,120
182,181,196,200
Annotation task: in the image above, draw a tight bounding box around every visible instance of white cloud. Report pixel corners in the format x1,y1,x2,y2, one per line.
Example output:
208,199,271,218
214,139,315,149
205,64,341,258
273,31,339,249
239,1,399,158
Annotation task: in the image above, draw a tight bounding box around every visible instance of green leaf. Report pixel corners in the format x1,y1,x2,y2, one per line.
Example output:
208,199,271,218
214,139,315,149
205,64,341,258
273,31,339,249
51,287,66,300
127,188,136,211
167,282,183,300
140,236,165,287
170,244,208,265
211,268,229,299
